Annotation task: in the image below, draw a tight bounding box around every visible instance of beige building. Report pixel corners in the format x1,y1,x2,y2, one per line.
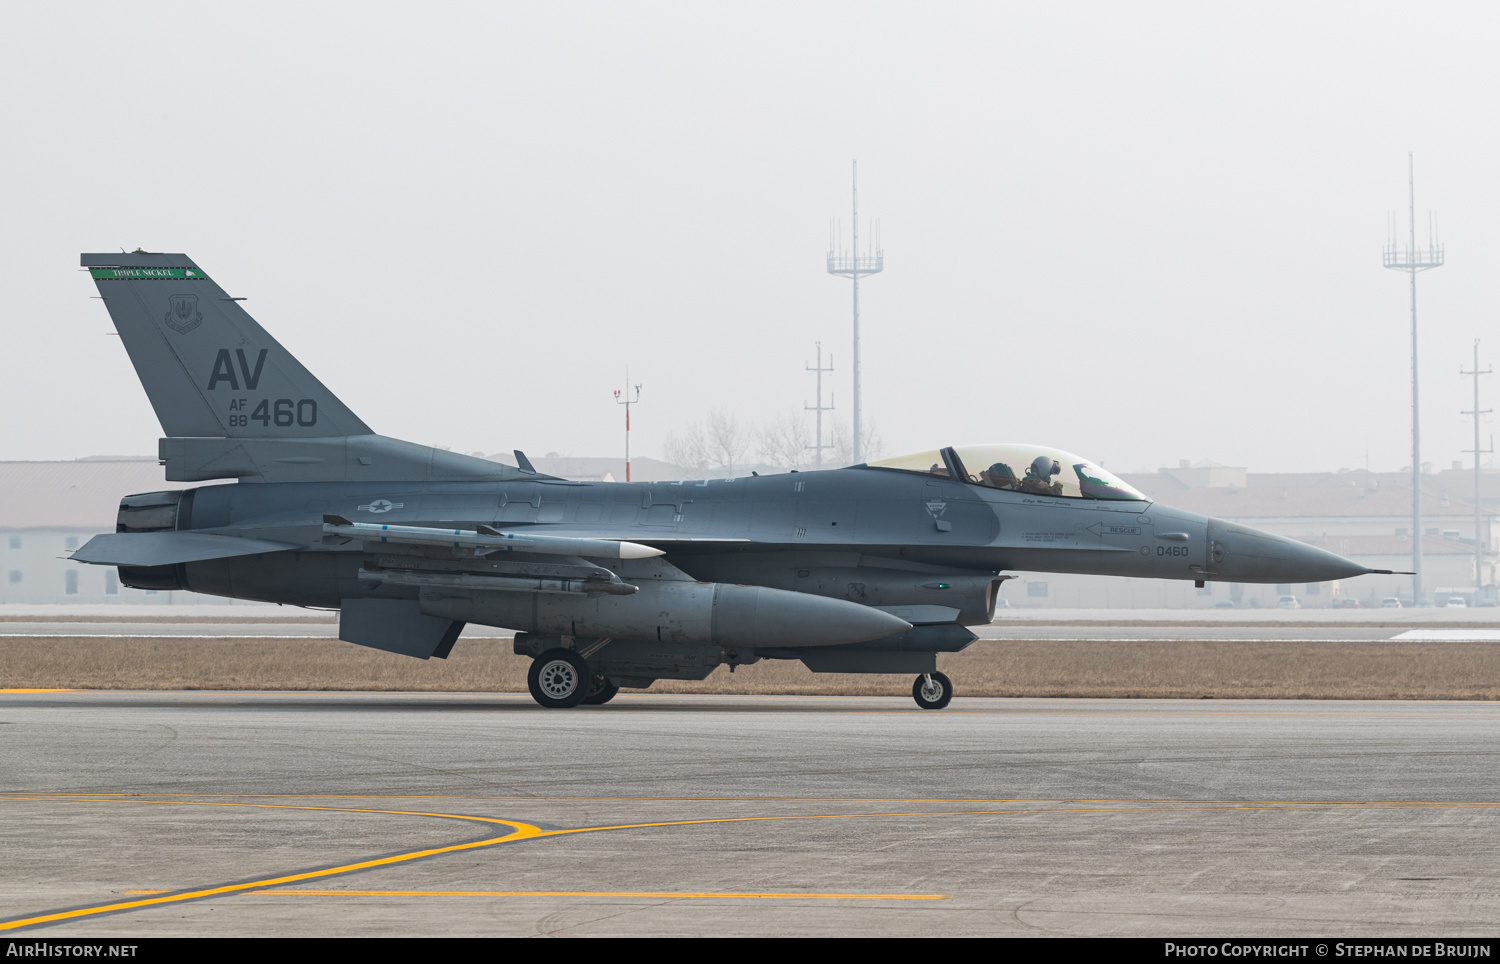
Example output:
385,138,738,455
0,459,216,606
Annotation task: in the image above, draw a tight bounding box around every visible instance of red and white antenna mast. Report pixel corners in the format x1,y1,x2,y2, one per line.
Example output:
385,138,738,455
613,374,642,482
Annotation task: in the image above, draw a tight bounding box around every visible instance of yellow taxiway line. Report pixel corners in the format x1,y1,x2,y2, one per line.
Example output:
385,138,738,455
0,805,541,932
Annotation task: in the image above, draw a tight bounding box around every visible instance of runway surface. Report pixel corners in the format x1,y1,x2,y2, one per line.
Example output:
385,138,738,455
4,691,1500,937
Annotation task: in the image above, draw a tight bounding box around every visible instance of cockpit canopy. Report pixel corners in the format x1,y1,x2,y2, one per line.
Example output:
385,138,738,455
866,444,1147,502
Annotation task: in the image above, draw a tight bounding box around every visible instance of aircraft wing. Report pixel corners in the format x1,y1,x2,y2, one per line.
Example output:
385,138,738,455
71,531,302,567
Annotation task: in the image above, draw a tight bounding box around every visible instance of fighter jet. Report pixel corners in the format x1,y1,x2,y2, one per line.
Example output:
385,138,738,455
70,252,1389,709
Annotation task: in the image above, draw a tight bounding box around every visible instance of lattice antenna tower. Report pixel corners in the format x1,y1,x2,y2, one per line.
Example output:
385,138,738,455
1382,152,1445,605
804,341,835,468
826,160,883,464
1461,340,1492,590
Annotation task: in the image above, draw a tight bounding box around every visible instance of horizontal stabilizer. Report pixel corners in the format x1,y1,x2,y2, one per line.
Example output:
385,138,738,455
71,531,301,567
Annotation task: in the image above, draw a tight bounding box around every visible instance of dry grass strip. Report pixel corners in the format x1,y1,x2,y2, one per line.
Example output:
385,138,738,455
3,636,1500,700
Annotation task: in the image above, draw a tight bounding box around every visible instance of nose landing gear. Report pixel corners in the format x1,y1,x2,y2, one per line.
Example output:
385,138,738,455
912,671,953,710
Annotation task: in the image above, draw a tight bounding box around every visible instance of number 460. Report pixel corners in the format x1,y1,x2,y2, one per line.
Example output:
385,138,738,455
235,398,318,427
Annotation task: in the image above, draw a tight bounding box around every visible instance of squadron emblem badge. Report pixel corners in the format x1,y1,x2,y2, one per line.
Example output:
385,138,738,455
164,293,202,334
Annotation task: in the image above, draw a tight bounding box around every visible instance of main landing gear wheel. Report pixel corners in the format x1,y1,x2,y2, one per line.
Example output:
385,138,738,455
582,675,620,706
528,648,591,708
912,671,953,710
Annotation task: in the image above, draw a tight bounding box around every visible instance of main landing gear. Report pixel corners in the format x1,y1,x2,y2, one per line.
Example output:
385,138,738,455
527,649,589,708
912,671,953,710
527,648,619,708
582,675,620,705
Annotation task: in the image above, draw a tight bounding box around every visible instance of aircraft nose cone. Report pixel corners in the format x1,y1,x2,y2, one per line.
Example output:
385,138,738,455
1210,519,1369,583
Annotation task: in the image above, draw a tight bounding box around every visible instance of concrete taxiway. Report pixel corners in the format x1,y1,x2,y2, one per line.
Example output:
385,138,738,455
3,691,1500,937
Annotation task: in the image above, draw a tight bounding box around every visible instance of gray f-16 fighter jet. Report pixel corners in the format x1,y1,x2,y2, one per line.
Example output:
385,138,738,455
71,252,1387,709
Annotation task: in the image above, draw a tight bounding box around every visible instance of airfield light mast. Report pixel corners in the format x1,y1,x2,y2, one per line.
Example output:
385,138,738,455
1461,340,1492,592
826,160,883,464
805,341,835,468
614,376,641,483
1382,153,1445,605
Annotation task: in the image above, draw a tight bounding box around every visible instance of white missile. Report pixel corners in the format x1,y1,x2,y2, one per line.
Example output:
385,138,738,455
322,516,664,560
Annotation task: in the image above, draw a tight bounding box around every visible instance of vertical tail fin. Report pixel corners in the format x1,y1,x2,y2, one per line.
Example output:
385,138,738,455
82,251,371,439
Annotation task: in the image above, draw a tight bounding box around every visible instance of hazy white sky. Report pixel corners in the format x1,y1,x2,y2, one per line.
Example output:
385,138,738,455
4,2,1500,474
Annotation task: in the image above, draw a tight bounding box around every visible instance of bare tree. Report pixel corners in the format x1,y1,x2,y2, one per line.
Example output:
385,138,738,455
864,421,885,461
831,419,884,466
704,408,750,473
661,423,709,475
757,412,813,470
667,409,863,475
662,409,752,475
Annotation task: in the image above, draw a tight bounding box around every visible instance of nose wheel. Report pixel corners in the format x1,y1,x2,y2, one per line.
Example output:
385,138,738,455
912,671,953,710
528,649,591,708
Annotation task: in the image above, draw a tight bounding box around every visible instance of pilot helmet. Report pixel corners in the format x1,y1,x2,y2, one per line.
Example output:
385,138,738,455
1030,455,1060,478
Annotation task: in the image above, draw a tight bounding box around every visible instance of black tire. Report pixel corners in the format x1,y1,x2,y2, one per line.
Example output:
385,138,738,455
912,671,953,710
528,649,591,708
581,676,620,705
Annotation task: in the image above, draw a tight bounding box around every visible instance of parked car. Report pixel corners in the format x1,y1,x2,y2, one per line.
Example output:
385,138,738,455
1446,597,1468,608
1335,598,1361,609
1381,597,1403,608
1276,595,1300,609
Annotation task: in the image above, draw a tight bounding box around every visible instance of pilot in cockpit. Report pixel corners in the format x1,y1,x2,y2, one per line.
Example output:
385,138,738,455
1021,455,1065,496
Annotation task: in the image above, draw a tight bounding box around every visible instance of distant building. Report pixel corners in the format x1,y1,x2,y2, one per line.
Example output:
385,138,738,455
0,458,226,605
